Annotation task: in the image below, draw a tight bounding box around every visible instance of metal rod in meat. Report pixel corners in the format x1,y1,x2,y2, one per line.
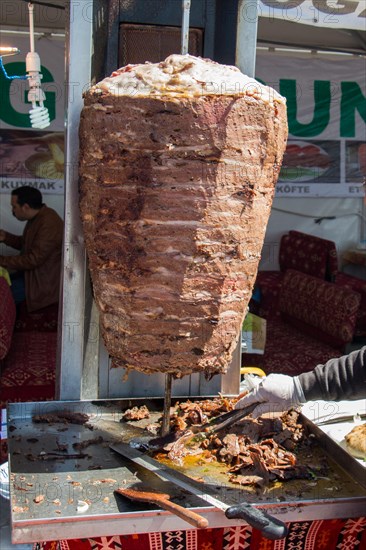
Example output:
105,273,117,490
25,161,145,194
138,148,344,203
161,373,173,437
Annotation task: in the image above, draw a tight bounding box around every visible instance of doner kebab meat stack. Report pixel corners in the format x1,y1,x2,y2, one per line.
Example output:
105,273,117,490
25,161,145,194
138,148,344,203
79,54,288,378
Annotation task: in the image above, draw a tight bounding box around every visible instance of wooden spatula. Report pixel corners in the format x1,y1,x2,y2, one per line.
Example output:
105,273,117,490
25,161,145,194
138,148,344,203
115,487,208,529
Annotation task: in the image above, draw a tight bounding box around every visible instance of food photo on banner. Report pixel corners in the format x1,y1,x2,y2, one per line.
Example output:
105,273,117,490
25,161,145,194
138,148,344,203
279,140,341,185
255,52,366,198
0,129,64,194
347,141,366,184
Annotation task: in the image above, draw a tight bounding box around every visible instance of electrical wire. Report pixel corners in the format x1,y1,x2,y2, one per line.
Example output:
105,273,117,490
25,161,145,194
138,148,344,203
272,206,366,223
19,0,65,9
0,57,27,80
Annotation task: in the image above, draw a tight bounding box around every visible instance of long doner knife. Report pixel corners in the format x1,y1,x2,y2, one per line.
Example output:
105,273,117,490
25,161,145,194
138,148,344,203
110,442,288,540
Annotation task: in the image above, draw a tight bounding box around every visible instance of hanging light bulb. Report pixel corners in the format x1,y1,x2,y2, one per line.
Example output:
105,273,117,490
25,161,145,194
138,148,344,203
26,2,50,129
0,47,20,56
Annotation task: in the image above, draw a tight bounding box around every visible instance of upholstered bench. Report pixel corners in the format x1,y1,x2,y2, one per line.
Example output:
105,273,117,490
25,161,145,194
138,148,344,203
335,272,366,338
0,277,16,361
244,269,361,376
255,231,338,319
0,282,57,409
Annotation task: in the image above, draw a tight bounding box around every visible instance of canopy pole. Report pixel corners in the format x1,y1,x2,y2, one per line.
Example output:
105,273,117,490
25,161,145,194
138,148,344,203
181,0,191,55
236,0,259,78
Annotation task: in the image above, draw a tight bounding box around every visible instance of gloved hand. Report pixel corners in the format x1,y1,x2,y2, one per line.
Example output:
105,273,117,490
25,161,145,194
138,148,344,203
235,374,306,418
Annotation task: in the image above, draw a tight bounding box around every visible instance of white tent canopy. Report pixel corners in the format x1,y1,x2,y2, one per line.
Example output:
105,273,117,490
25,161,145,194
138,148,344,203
0,1,365,53
258,0,365,31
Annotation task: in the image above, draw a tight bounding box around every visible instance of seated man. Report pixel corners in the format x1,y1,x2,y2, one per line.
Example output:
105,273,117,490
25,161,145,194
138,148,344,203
0,186,64,312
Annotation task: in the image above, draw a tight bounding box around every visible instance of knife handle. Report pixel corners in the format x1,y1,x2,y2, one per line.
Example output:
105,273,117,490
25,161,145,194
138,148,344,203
225,503,288,540
155,498,209,529
116,488,208,530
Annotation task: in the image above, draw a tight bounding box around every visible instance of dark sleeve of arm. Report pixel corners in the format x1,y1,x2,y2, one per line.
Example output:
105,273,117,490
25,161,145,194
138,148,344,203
296,347,366,401
3,232,23,251
0,220,60,271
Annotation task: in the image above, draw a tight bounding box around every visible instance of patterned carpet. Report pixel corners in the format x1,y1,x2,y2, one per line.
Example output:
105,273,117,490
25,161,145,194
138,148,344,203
33,518,366,549
0,331,56,408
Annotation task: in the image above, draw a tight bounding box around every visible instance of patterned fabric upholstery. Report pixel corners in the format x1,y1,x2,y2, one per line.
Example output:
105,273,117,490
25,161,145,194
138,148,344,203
255,231,339,319
244,270,361,376
288,230,338,281
254,271,282,319
335,272,366,336
243,316,349,376
0,277,16,360
0,288,58,408
280,269,360,348
0,331,56,408
279,232,328,279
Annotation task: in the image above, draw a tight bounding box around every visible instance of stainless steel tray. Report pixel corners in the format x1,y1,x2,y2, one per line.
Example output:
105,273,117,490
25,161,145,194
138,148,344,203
6,399,366,544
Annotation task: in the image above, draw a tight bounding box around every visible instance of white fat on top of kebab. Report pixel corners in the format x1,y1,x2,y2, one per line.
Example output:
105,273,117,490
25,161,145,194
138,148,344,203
90,54,285,105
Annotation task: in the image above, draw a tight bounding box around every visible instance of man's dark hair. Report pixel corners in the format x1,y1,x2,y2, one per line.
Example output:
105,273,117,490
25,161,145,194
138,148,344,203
12,186,43,209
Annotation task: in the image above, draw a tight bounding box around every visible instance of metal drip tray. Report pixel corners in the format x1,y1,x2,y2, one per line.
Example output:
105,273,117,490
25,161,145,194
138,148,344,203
6,399,366,544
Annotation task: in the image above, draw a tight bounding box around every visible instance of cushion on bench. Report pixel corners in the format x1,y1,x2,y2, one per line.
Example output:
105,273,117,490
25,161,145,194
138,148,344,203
0,277,16,360
255,231,339,319
254,271,283,319
335,272,366,336
244,270,361,377
288,231,338,281
279,232,329,279
279,269,361,348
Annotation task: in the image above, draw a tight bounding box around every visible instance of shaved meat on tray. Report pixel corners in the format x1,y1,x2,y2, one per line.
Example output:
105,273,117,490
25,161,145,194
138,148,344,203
155,400,319,486
32,411,90,425
121,405,150,421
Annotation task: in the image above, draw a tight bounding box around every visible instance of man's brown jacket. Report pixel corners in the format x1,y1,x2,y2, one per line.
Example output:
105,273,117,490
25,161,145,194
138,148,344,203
0,205,64,311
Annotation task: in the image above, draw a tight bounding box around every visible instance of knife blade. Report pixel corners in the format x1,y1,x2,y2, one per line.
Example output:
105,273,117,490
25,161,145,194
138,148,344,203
110,442,288,540
315,413,366,426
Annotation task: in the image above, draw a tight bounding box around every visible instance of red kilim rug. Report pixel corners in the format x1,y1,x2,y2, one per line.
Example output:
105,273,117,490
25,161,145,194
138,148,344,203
0,331,56,408
33,518,366,550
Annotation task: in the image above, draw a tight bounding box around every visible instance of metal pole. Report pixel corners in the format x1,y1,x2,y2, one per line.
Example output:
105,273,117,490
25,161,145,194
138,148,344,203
160,373,173,436
57,0,93,399
235,0,259,78
28,3,35,53
181,0,191,55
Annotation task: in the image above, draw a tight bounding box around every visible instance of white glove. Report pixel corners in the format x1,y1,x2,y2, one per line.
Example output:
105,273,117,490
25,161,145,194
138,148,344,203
235,374,306,418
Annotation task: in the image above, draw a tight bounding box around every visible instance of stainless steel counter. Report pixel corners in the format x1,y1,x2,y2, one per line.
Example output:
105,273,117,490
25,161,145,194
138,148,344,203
7,399,366,544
